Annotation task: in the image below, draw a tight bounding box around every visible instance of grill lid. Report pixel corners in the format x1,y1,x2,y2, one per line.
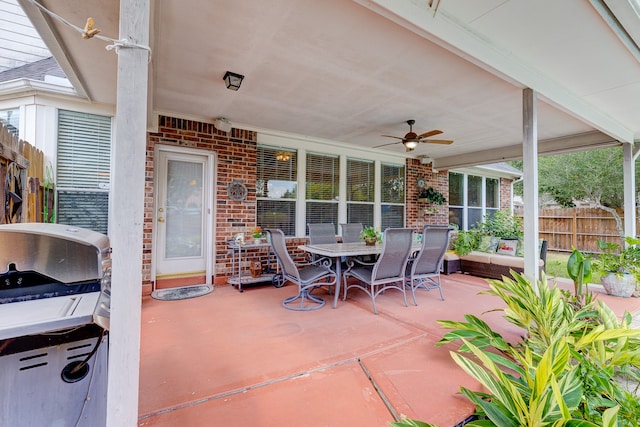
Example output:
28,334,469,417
0,223,110,284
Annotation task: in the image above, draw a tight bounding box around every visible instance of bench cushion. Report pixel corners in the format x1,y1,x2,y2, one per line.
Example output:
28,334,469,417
461,251,492,263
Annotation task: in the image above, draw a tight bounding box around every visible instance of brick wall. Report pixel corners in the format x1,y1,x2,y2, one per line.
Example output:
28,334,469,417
144,116,259,294
405,158,450,230
143,116,315,295
500,178,512,210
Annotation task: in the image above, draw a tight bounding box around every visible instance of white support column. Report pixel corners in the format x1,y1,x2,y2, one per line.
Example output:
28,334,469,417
623,142,639,241
106,1,150,426
522,88,540,284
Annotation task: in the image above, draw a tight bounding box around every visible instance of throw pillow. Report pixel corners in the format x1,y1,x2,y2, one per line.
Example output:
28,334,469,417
478,235,499,253
496,238,518,256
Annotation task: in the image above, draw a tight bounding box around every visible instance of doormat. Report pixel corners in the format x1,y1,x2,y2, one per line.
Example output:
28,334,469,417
151,284,213,301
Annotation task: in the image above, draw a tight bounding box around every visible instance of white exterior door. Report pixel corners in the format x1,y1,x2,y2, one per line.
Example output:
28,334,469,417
155,148,214,285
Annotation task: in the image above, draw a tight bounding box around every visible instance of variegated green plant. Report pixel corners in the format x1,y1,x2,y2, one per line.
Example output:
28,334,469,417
434,272,640,426
566,246,593,308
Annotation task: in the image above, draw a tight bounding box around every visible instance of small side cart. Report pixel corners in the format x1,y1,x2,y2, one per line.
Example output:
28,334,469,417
227,240,283,292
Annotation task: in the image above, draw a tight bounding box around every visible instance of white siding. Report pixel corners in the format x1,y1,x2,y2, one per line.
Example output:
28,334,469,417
0,0,51,72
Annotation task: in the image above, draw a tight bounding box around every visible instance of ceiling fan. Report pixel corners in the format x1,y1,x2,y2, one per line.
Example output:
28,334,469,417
374,119,453,152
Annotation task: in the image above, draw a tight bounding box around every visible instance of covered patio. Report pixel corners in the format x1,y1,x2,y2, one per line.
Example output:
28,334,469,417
137,274,640,426
16,1,640,425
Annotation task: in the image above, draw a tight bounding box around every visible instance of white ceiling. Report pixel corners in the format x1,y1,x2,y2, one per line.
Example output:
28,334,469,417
19,0,640,169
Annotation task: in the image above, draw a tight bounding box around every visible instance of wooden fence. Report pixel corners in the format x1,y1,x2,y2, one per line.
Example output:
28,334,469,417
0,122,45,224
514,207,634,253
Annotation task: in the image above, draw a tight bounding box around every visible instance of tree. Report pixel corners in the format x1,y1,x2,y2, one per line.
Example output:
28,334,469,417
512,147,640,242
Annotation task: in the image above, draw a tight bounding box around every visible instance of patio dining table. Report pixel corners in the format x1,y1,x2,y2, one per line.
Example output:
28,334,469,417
298,241,422,290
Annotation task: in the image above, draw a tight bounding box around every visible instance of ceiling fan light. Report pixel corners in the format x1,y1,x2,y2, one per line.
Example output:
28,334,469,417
404,140,418,149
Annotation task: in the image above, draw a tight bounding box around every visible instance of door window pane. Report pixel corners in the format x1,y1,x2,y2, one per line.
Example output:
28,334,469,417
165,160,203,258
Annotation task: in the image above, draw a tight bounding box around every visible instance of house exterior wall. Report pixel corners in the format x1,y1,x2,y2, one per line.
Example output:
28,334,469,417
142,115,516,295
144,116,256,294
0,94,114,169
142,116,454,294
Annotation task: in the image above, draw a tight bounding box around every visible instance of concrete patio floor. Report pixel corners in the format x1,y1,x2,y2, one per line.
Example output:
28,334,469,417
137,273,640,427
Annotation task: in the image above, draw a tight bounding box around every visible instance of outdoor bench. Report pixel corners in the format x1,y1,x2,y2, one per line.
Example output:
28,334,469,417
443,240,548,280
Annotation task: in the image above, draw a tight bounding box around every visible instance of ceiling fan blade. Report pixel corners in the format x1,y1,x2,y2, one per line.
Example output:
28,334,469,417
373,141,402,148
423,139,454,145
380,135,404,140
418,130,443,139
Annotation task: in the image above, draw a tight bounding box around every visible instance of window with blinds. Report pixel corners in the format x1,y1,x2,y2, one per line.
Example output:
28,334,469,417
0,108,19,137
346,158,374,227
56,109,112,234
381,163,405,229
306,152,338,230
256,146,297,236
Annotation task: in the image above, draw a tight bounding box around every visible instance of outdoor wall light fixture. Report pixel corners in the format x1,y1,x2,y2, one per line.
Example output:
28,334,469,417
223,71,244,91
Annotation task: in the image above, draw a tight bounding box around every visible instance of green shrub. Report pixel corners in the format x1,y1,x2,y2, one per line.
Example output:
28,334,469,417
434,273,640,426
475,210,523,239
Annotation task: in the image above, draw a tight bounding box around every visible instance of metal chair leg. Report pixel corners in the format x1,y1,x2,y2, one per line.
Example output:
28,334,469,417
282,289,326,311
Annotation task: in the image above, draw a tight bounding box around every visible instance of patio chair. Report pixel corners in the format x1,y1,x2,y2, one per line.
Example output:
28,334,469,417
405,225,453,304
307,223,338,265
340,223,376,264
308,223,338,244
266,228,338,311
340,223,363,243
342,228,414,314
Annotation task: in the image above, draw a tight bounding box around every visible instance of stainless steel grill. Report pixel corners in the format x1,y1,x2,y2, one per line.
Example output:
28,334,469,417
0,223,112,427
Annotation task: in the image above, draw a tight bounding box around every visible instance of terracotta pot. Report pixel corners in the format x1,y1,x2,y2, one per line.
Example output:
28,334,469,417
364,237,377,246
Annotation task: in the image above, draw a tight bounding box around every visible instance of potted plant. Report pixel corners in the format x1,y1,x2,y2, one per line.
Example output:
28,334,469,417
360,226,381,246
594,237,640,297
251,226,264,244
417,186,446,205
